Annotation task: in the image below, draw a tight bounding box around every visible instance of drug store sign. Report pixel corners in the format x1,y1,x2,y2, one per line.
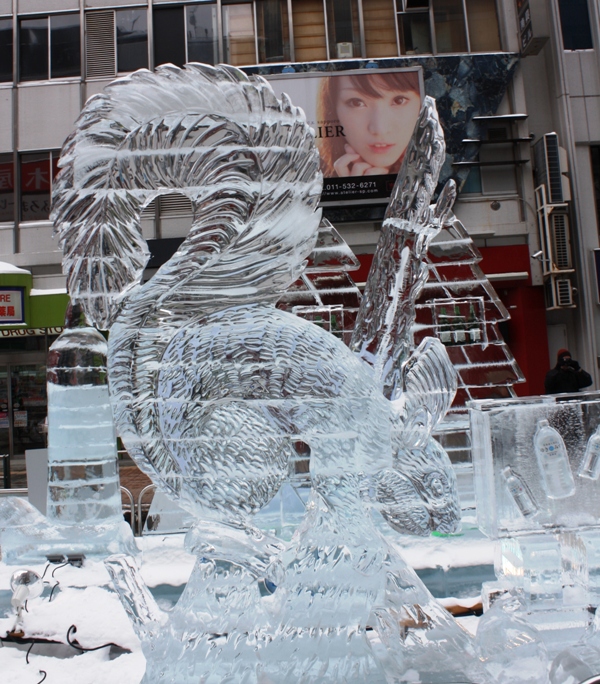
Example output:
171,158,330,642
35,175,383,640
0,288,25,324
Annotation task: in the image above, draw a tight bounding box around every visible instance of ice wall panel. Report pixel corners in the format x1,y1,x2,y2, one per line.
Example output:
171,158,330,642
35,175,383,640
471,392,600,538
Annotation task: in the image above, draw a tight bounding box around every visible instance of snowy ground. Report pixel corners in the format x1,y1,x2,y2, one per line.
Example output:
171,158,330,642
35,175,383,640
0,531,495,683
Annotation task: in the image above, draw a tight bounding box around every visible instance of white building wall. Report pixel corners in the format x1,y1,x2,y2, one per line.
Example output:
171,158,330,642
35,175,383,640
0,88,12,153
18,83,81,151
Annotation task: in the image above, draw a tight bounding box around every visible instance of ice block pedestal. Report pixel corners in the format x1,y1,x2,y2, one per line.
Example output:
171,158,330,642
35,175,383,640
471,392,600,648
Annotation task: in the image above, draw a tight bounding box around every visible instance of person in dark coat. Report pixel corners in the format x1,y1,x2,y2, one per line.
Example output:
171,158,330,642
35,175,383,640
545,348,593,394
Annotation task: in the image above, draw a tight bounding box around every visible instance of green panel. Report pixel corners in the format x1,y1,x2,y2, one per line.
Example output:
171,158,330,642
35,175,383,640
0,273,32,289
28,293,70,329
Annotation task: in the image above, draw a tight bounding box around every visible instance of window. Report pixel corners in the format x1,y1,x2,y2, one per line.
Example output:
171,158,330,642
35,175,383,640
20,152,60,222
460,124,519,196
19,14,80,82
558,0,593,50
292,0,327,62
0,18,12,83
0,154,14,223
397,0,500,55
466,0,500,52
364,0,398,58
153,4,219,68
86,8,147,79
187,4,219,64
256,0,290,63
154,6,186,67
326,0,361,59
116,9,148,72
591,147,600,237
433,0,467,53
223,2,257,66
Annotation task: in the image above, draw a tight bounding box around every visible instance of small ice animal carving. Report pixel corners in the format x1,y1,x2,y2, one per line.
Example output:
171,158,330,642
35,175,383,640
534,419,576,499
51,64,473,683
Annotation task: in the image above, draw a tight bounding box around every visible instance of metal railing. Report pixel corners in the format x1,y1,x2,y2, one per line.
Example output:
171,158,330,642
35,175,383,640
137,484,156,536
0,486,145,536
120,485,135,531
0,487,27,497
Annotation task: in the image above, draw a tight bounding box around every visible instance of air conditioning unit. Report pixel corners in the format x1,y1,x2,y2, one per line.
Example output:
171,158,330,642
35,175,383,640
336,42,353,59
550,211,572,270
556,278,574,306
533,133,571,203
545,275,576,309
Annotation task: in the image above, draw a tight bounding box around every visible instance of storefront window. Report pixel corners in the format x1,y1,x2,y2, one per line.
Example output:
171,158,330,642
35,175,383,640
11,364,47,457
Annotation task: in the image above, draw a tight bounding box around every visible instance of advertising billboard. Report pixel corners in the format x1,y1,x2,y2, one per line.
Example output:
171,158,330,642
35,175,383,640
266,67,424,205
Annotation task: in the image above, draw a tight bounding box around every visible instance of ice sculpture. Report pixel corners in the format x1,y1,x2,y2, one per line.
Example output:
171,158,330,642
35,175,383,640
475,591,549,684
579,425,600,480
472,391,600,639
49,63,477,682
550,608,600,683
46,303,126,525
0,304,135,562
534,419,576,499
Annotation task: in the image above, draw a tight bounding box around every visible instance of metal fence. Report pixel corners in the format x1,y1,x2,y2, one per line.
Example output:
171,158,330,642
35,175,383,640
0,484,155,537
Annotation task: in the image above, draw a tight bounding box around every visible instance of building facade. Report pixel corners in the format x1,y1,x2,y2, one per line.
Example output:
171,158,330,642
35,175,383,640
0,0,597,463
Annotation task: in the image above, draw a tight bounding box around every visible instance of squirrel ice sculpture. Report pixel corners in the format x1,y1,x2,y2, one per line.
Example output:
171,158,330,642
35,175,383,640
50,64,475,683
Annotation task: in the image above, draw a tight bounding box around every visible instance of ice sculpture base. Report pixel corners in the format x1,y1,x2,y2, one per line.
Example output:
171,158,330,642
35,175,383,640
482,582,591,656
0,497,137,564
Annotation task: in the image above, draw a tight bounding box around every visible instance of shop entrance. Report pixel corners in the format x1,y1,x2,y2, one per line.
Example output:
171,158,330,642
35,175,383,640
0,354,48,488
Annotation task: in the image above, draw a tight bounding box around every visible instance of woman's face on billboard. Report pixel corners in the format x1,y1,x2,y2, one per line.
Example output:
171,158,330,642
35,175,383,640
334,75,421,175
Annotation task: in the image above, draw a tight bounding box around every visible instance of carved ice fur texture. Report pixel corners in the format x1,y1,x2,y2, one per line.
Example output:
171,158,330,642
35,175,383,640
52,64,472,682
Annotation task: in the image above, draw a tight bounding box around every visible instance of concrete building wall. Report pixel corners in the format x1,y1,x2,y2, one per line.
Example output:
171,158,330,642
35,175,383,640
3,0,595,394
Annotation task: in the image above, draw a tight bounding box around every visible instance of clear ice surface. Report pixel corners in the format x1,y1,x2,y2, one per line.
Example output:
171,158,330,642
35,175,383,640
475,592,549,683
550,607,600,683
49,63,479,682
471,393,600,537
534,419,576,500
472,391,600,652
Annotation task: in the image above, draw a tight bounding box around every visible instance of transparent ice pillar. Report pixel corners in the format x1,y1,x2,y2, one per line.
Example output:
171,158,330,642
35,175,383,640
39,304,135,553
46,303,123,526
0,303,136,562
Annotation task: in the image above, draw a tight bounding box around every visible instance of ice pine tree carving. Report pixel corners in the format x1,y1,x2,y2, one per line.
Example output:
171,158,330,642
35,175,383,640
49,64,484,682
414,215,525,409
